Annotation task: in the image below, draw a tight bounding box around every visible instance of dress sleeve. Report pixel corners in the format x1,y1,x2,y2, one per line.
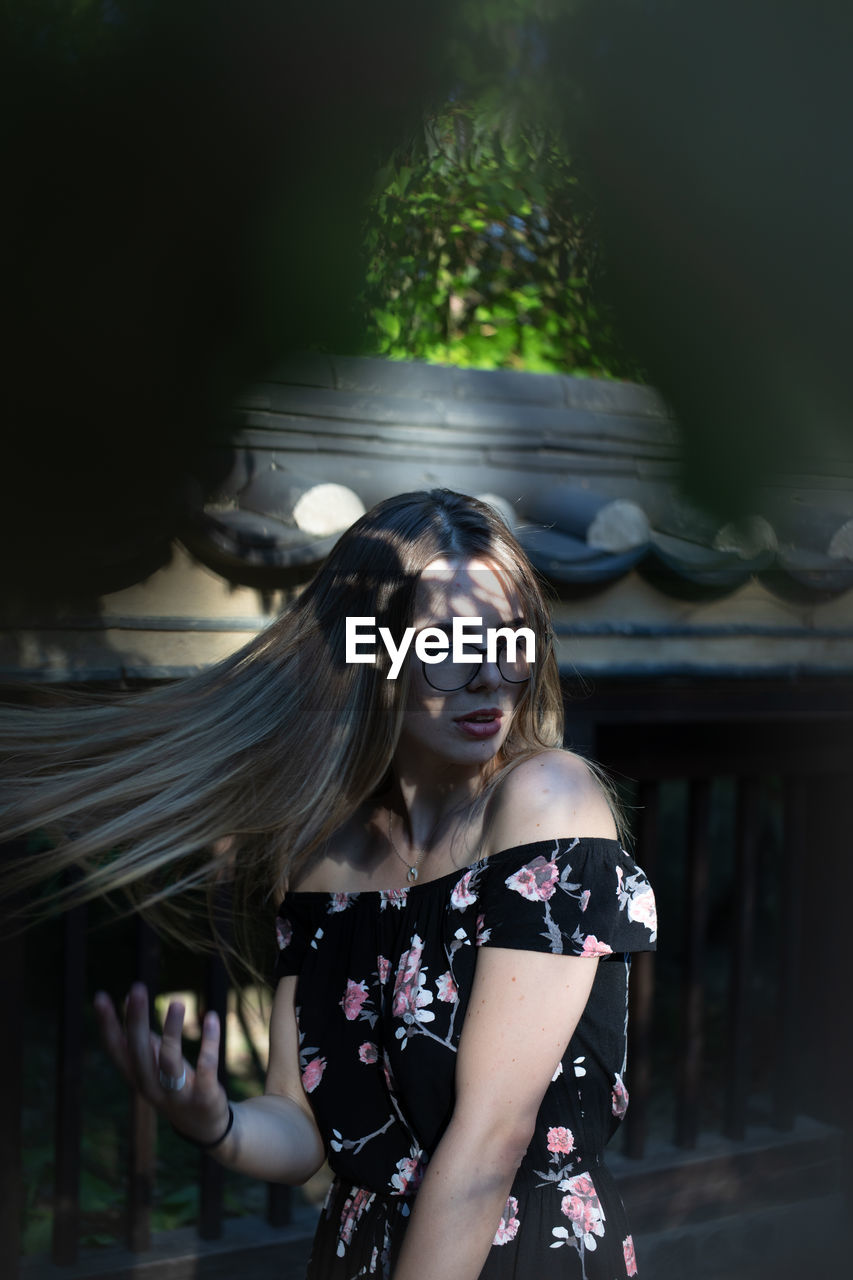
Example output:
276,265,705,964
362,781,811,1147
272,897,312,982
476,837,657,957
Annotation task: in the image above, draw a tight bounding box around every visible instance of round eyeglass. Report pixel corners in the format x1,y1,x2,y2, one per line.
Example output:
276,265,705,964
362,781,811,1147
421,645,533,693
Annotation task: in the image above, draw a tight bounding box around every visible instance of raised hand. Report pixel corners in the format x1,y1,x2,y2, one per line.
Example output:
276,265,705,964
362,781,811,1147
94,982,231,1147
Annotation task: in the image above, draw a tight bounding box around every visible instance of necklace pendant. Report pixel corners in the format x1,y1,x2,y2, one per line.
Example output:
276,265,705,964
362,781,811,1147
407,865,419,883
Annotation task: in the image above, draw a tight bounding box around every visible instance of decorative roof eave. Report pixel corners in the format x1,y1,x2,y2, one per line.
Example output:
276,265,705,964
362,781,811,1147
5,357,853,683
180,355,853,602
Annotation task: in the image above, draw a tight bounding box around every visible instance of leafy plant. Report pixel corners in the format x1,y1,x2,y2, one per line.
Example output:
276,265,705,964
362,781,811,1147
361,103,643,379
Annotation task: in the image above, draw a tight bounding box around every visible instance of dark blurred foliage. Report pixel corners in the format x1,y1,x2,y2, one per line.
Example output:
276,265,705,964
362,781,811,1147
554,0,853,516
2,0,461,593
5,0,853,596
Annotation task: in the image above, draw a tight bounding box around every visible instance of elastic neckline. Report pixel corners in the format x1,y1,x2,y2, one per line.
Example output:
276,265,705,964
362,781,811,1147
282,835,624,902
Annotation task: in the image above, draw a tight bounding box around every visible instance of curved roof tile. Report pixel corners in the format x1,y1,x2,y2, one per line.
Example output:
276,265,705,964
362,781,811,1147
180,356,853,602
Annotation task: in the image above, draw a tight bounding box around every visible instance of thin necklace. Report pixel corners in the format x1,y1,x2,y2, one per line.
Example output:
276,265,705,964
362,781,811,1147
386,807,460,884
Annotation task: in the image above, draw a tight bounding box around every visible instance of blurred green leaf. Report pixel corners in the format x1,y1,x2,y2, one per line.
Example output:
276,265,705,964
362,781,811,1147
158,1183,199,1209
22,1209,53,1256
79,1168,123,1211
375,310,401,341
359,101,643,378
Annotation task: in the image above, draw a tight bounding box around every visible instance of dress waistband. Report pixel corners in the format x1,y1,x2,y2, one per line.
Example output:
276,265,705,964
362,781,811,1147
325,1177,416,1212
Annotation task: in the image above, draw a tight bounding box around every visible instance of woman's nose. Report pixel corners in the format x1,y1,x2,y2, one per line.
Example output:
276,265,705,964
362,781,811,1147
467,657,504,691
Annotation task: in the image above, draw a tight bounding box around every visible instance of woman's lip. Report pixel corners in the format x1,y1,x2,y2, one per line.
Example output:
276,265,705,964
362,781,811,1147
453,709,503,739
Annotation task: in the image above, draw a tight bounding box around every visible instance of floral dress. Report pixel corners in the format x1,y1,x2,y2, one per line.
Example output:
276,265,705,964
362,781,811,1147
274,837,657,1279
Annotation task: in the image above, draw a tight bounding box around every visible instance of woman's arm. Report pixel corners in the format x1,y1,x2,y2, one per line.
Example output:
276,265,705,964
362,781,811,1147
391,750,614,1280
391,947,598,1280
95,974,325,1184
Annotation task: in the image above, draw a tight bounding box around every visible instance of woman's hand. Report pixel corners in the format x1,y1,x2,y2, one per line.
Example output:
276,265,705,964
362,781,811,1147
95,975,326,1184
94,982,230,1146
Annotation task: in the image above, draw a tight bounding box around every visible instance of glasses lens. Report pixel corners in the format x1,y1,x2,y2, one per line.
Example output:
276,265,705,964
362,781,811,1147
423,659,479,692
422,650,533,691
498,649,531,683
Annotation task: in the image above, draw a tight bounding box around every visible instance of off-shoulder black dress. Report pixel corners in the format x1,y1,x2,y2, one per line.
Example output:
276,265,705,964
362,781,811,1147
274,837,657,1279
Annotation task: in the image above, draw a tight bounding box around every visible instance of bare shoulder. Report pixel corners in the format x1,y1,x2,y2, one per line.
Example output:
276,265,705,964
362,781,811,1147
485,749,617,854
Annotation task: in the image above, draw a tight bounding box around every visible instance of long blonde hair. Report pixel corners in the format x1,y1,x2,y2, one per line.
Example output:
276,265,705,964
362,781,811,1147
0,489,567,981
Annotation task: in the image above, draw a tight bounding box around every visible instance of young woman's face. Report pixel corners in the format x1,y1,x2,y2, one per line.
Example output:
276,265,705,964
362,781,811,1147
394,557,531,776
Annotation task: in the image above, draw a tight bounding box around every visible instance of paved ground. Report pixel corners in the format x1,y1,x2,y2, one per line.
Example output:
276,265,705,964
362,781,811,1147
634,1193,847,1280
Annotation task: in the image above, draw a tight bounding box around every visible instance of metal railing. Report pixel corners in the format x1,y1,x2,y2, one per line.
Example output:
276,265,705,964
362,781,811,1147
2,765,835,1275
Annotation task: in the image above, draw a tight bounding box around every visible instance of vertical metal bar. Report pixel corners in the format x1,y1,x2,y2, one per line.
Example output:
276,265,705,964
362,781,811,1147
832,773,853,1211
0,843,25,1280
724,777,760,1140
127,918,159,1252
51,891,86,1264
199,947,228,1240
266,1182,293,1227
675,778,711,1149
774,776,804,1131
624,780,659,1159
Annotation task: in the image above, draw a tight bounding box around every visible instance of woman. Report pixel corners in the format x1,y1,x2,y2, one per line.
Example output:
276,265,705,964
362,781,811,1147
3,489,656,1279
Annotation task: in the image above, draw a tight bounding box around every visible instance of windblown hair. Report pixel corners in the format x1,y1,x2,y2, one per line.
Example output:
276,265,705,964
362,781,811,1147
0,489,573,982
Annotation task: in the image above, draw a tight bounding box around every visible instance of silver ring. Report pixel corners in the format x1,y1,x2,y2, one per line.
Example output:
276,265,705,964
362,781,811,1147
159,1067,187,1092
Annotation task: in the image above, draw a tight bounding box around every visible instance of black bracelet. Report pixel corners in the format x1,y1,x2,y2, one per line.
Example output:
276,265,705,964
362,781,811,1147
172,1104,234,1151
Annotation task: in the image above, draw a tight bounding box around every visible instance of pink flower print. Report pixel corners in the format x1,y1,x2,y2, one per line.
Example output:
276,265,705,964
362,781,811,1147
475,913,491,946
450,869,477,910
579,888,591,912
627,886,657,939
505,855,559,902
328,892,352,914
340,978,369,1020
568,1173,596,1198
377,955,391,984
560,1173,605,1249
337,1187,373,1253
358,1041,378,1064
392,935,434,1028
390,1153,424,1196
582,1203,601,1235
561,1195,584,1225
611,1073,629,1120
275,917,292,950
493,1195,520,1245
623,1234,637,1276
580,934,613,957
546,1126,575,1155
301,1055,326,1094
436,971,458,1003
380,888,407,911
394,935,424,998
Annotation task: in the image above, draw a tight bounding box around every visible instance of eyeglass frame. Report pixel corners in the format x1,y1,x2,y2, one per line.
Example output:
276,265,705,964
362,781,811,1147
420,643,534,693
